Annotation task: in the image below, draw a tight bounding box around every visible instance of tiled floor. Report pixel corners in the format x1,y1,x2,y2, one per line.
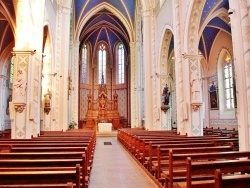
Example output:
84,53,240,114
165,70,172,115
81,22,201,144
89,137,159,188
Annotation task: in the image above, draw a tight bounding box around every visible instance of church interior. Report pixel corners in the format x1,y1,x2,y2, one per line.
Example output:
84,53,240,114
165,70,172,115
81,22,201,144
0,0,250,187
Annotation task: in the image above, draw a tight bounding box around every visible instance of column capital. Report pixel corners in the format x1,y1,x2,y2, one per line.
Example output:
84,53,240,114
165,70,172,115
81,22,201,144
59,3,72,15
12,50,36,56
14,103,26,113
142,8,154,18
182,53,203,60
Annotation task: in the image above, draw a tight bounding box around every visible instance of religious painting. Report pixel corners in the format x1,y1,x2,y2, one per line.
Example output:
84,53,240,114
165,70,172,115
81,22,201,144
209,81,218,109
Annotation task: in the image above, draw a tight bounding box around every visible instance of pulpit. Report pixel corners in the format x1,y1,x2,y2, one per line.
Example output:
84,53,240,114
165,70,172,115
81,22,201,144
81,83,124,130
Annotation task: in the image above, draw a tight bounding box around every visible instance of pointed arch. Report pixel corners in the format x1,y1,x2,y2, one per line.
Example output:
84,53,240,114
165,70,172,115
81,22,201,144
75,2,134,42
217,49,236,118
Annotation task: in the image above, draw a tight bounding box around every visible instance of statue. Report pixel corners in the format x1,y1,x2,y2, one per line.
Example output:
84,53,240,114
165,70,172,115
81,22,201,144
98,84,107,98
113,91,118,110
87,92,92,110
44,89,52,114
44,89,52,108
99,94,107,118
98,82,108,119
190,73,201,102
162,84,170,105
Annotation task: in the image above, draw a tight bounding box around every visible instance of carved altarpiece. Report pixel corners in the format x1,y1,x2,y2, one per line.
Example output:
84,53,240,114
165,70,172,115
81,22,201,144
80,83,122,130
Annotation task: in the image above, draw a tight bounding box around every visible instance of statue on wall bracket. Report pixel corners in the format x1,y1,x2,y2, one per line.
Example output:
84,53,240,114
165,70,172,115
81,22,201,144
44,89,52,115
190,72,202,111
161,84,170,113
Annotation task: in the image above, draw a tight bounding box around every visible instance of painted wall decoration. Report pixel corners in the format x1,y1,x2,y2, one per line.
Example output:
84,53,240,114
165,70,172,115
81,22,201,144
209,81,218,109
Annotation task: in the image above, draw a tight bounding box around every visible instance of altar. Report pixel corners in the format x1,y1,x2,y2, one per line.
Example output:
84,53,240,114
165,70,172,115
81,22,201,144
81,82,125,130
98,123,112,132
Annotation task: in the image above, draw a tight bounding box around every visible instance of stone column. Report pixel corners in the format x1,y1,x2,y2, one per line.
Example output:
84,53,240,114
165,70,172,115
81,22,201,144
56,2,72,131
11,51,35,139
183,54,203,136
70,40,80,125
130,42,140,127
0,75,8,130
10,0,42,138
172,0,187,134
142,8,154,130
229,0,250,150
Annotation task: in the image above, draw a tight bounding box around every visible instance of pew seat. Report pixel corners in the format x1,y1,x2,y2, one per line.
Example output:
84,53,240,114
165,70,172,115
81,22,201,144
214,169,250,188
176,158,250,188
0,165,80,188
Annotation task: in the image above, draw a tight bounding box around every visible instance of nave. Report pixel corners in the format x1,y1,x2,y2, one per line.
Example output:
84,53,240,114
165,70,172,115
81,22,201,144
89,136,158,188
0,127,249,188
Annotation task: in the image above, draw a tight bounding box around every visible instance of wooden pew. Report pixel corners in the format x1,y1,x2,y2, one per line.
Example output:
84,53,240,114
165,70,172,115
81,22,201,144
0,151,86,159
0,141,92,187
178,158,250,188
0,139,94,173
126,132,236,162
32,137,95,151
147,141,232,174
4,143,91,159
117,129,179,150
134,138,215,163
203,127,238,138
0,183,73,188
0,151,89,185
0,130,95,188
214,169,250,188
118,128,240,188
146,142,216,175
166,150,250,188
0,164,80,188
134,136,225,164
0,136,95,151
156,145,233,187
0,158,84,168
0,139,95,159
0,156,86,187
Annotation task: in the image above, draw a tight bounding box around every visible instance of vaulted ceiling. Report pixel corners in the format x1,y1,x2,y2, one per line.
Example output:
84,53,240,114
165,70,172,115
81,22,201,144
0,0,15,59
199,0,231,60
74,0,136,55
0,0,231,62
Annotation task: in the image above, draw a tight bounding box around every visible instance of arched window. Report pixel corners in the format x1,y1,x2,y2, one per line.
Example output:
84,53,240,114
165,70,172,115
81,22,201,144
117,43,125,84
80,44,87,83
98,44,106,84
223,53,235,109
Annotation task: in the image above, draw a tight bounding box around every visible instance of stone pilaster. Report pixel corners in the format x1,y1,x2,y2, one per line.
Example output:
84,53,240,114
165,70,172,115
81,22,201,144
11,51,36,139
70,40,80,125
130,42,141,128
142,8,154,130
172,0,186,134
179,0,205,135
183,54,203,136
229,0,250,150
0,75,8,130
56,3,71,130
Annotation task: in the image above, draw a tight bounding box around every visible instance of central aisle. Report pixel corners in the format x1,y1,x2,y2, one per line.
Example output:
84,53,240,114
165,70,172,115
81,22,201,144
89,137,159,188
